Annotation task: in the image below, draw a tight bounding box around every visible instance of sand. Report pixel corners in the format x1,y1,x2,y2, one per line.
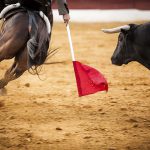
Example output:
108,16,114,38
0,22,150,150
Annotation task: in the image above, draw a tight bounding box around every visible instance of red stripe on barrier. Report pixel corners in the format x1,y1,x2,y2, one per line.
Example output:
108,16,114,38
53,0,150,10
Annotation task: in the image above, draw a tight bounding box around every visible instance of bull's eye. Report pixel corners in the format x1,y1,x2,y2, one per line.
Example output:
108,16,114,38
119,34,124,41
119,36,123,41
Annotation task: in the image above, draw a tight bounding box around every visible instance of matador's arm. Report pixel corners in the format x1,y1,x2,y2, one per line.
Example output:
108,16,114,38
56,0,69,15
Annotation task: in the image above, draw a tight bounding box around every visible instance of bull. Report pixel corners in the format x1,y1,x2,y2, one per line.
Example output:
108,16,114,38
102,23,150,70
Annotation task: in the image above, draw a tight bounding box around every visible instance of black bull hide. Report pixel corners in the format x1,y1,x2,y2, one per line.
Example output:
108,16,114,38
111,23,150,70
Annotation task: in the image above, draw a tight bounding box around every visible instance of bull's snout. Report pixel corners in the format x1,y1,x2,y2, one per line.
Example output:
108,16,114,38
111,56,123,66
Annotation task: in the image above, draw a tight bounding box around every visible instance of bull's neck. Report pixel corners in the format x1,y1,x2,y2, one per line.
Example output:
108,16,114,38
136,56,150,70
132,42,150,70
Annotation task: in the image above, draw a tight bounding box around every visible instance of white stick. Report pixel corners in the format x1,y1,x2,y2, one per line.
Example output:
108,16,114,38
66,24,76,61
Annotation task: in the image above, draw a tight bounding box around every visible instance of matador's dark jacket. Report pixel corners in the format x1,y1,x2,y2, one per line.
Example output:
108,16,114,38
0,0,69,15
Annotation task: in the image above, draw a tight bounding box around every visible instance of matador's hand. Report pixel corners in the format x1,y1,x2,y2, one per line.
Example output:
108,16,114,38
63,14,70,25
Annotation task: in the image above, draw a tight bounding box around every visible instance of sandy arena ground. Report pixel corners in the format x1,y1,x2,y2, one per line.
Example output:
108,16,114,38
0,22,150,150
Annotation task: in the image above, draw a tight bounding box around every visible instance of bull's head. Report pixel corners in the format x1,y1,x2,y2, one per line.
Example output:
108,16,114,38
102,24,136,66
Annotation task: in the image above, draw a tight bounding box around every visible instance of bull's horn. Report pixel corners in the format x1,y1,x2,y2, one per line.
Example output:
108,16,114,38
101,25,130,34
